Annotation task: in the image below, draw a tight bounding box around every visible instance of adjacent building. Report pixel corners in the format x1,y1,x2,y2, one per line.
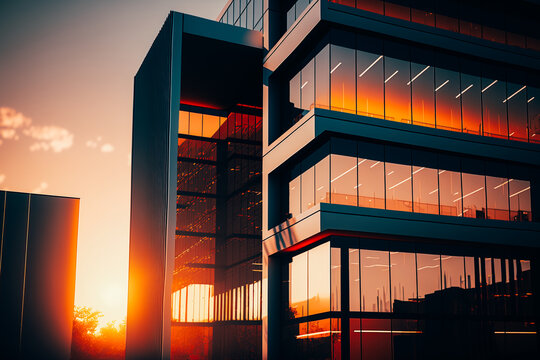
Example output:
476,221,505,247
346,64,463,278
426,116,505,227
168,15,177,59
127,1,540,359
0,191,79,360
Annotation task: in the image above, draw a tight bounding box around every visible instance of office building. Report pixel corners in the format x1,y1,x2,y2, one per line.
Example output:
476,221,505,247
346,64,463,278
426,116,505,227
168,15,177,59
0,191,79,360
127,1,539,359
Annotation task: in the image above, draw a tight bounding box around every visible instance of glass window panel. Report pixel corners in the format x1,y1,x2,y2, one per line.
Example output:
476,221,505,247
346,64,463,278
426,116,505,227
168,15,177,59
435,68,461,132
357,51,384,119
528,87,540,143
315,45,330,109
301,167,315,212
331,154,358,206
509,179,532,222
253,0,262,24
307,320,331,358
412,166,439,215
386,162,412,212
356,0,384,14
385,1,411,21
411,8,435,26
361,319,392,360
486,176,510,221
464,257,476,289
290,252,308,318
483,26,506,44
417,253,441,299
411,63,435,127
331,319,341,360
357,158,385,209
315,156,331,205
438,169,462,217
349,249,360,311
331,247,341,311
179,111,189,134
290,72,301,118
459,20,482,38
301,59,315,111
482,78,508,139
384,56,411,124
461,173,486,219
436,14,458,32
289,175,301,218
390,251,417,312
350,319,361,358
506,82,528,142
361,249,390,312
246,1,253,29
286,5,295,29
296,0,310,16
330,45,356,113
189,112,203,136
460,73,482,135
202,114,220,138
441,256,465,289
308,242,331,315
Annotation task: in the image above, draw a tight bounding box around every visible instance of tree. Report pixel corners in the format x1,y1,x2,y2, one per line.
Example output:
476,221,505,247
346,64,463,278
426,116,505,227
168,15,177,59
71,306,126,360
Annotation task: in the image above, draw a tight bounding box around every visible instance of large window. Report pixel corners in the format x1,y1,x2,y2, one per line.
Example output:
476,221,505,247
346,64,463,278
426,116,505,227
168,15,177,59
288,40,538,143
327,0,540,52
330,45,356,113
361,249,390,312
289,142,534,222
288,243,341,317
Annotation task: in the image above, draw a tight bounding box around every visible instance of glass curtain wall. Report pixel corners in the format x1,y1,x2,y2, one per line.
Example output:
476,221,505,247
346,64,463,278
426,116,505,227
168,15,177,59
289,38,540,143
285,239,536,359
288,140,533,222
326,0,540,51
174,106,263,359
219,0,264,32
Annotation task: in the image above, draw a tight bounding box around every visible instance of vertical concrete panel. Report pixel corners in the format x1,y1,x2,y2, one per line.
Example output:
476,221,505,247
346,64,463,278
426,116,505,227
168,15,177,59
20,195,79,360
126,11,182,360
0,192,30,358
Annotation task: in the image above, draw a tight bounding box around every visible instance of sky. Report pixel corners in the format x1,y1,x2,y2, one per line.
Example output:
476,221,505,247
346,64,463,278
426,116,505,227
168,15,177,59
0,0,225,327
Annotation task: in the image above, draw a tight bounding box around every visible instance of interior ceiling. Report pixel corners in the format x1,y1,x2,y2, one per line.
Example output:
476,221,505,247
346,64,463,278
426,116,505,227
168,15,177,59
180,33,263,111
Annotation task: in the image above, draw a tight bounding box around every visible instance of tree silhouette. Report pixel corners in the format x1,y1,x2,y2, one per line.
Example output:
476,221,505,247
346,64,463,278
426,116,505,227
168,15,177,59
71,306,126,360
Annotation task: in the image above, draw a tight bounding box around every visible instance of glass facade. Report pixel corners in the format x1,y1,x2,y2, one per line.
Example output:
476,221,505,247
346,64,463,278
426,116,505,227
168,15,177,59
288,38,540,143
173,105,262,359
327,0,540,52
288,139,533,222
219,0,264,32
282,239,537,359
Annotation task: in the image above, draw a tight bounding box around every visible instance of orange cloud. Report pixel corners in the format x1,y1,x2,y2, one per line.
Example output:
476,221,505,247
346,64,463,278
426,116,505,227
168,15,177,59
0,107,74,152
25,125,74,152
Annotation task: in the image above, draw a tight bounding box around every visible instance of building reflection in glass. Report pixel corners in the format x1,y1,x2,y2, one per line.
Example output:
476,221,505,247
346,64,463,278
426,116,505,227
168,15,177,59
283,240,537,359
173,105,262,359
288,38,540,144
288,140,533,223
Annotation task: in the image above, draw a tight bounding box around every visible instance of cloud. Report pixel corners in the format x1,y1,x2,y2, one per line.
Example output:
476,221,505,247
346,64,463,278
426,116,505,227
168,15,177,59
0,174,5,185
0,107,31,129
24,125,74,152
32,182,48,194
0,107,73,152
101,143,114,153
0,107,31,141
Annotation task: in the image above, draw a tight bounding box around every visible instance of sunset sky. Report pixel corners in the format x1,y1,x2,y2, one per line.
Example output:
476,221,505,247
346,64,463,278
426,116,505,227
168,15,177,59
0,0,225,327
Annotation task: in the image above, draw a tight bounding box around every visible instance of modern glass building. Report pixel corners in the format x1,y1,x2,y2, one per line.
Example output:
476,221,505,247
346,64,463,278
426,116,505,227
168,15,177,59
127,1,540,359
